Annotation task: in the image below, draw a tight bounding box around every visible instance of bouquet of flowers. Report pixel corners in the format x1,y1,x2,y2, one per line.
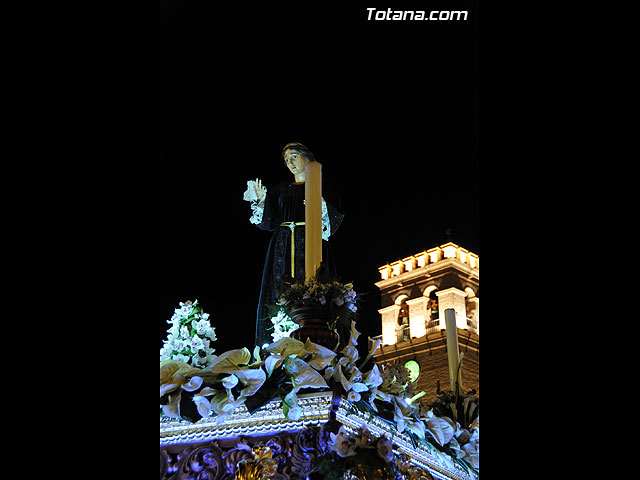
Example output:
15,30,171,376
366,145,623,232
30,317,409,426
276,270,361,351
278,277,358,315
160,300,217,368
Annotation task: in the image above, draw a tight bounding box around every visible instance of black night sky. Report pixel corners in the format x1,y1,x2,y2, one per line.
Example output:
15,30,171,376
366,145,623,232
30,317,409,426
158,2,479,355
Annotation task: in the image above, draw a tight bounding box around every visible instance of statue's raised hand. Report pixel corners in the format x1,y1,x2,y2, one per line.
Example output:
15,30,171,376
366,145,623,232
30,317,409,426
244,178,267,203
253,178,266,202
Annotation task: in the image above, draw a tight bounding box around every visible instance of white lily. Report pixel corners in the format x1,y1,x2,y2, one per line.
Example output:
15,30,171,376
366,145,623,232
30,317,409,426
348,320,361,347
282,390,303,421
390,395,419,434
349,382,369,393
364,364,383,388
222,374,239,389
407,419,426,440
425,416,455,446
329,426,357,458
233,368,267,397
192,394,212,418
340,345,359,366
205,347,251,373
359,337,383,368
264,338,306,376
266,337,306,358
462,428,479,469
377,436,394,463
161,390,182,419
303,338,336,370
182,375,203,392
347,391,361,402
332,363,353,391
284,357,329,391
211,390,244,417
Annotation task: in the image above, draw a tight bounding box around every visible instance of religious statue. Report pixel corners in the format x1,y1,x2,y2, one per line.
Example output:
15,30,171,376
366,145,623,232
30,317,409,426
243,143,344,348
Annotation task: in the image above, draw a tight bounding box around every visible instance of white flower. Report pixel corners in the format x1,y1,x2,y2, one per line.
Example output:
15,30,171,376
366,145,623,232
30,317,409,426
193,319,207,335
191,353,203,367
232,368,267,397
192,394,212,418
324,366,335,381
349,382,369,393
285,357,329,391
269,309,299,343
181,376,203,392
282,390,303,421
347,391,361,402
377,436,394,463
174,353,190,363
222,374,239,389
340,345,359,365
364,364,383,388
190,334,204,351
287,405,302,421
206,327,217,342
329,426,357,458
303,338,336,370
180,325,190,339
347,320,361,347
160,300,217,368
425,416,455,446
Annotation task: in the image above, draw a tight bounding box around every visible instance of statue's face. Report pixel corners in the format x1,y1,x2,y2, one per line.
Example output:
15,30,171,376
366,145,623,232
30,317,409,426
284,149,309,176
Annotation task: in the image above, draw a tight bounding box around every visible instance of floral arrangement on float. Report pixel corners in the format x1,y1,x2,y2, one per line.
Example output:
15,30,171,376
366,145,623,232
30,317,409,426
159,279,479,477
159,300,217,368
268,269,360,347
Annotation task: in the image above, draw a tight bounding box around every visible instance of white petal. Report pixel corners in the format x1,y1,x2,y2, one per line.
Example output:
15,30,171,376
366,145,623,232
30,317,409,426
181,376,203,392
304,338,337,370
426,417,455,446
265,355,283,377
205,348,251,373
222,374,239,389
287,406,302,421
193,395,212,418
350,382,369,392
234,368,267,397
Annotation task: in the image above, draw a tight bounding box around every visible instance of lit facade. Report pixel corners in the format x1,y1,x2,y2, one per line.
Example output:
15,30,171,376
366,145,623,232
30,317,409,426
373,242,479,402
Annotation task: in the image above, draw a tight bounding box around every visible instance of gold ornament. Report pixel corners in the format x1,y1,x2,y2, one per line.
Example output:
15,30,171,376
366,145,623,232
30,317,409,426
235,446,277,480
395,454,435,480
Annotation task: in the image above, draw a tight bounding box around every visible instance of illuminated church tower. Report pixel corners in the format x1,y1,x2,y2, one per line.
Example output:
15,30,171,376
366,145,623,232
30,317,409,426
373,242,479,403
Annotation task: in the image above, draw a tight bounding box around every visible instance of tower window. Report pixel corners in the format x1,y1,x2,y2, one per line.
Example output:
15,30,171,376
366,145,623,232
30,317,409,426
398,303,410,326
397,301,410,342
